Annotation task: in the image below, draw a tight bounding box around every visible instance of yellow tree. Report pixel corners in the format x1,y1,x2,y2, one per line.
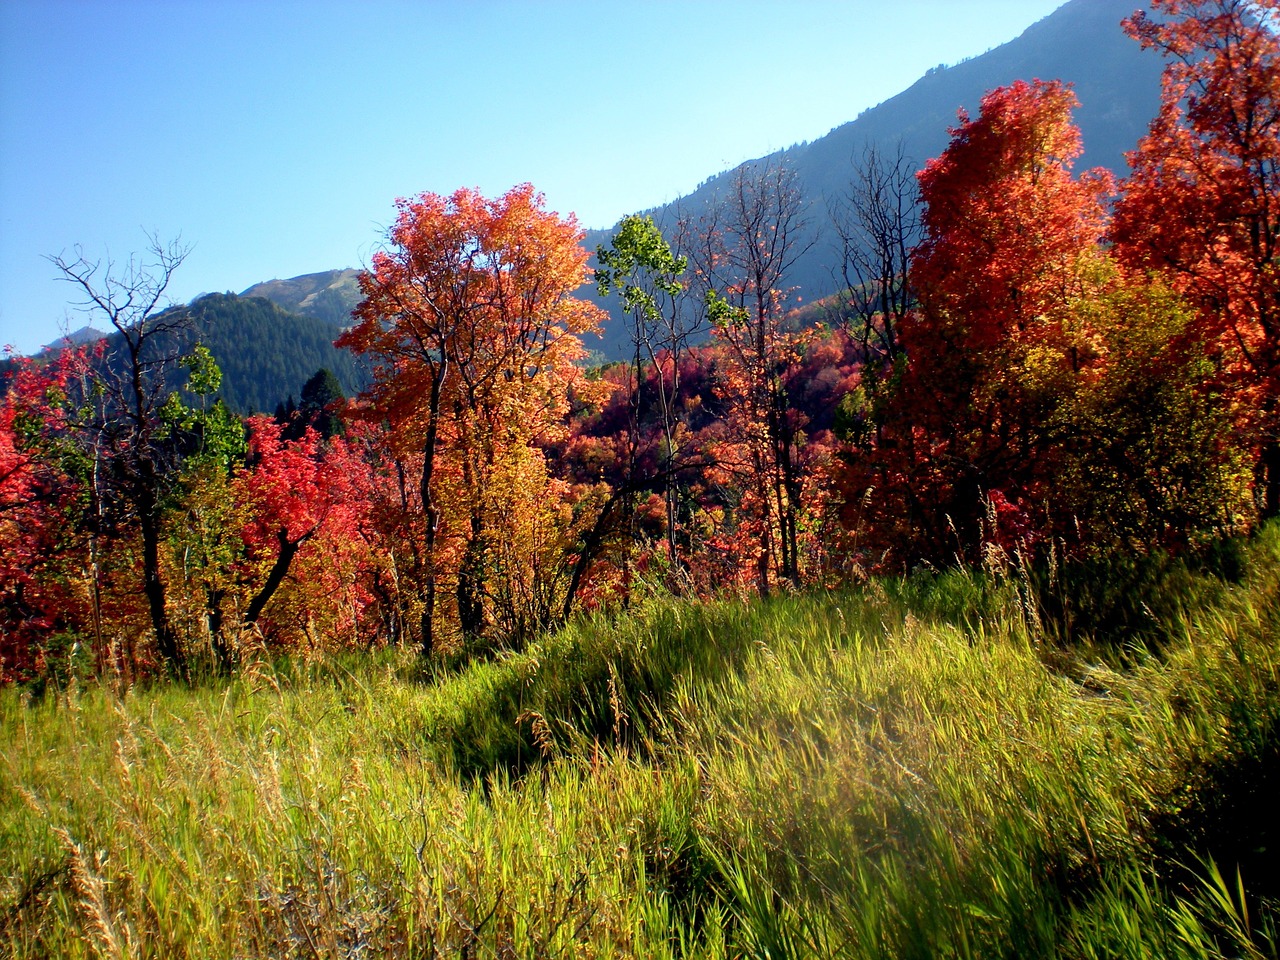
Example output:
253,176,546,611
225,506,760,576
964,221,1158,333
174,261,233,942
337,184,603,655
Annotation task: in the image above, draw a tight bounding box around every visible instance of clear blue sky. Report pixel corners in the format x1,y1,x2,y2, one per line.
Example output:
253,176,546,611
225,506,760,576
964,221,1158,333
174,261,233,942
1,0,1068,356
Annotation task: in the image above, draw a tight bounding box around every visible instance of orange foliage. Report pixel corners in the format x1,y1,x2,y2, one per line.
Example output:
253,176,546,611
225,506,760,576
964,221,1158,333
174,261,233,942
1110,0,1280,509
338,184,605,651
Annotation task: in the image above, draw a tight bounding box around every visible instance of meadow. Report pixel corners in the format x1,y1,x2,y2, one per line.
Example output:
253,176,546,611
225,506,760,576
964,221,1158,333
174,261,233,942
3,527,1280,959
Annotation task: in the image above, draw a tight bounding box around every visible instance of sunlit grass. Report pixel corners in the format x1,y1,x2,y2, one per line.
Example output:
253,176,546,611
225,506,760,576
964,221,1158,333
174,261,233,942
4,528,1280,957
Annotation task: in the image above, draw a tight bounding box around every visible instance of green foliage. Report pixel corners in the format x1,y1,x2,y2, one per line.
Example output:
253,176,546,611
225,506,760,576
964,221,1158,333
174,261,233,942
704,287,751,332
160,344,248,473
299,367,343,408
596,214,687,324
181,342,221,398
1048,271,1255,553
833,384,871,446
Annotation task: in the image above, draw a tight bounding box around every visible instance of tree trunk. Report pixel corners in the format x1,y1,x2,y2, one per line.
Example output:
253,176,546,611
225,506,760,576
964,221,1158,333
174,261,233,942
207,588,232,674
244,526,311,629
418,362,447,659
1261,437,1280,520
138,491,185,678
457,522,487,639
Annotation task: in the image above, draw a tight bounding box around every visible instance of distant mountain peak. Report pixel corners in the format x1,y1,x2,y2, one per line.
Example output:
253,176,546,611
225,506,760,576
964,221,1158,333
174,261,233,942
241,268,362,327
42,325,106,353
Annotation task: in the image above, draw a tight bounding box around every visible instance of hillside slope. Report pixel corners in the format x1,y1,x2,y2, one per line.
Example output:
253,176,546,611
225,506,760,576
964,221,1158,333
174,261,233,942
5,528,1279,956
182,293,365,412
583,0,1164,359
240,268,362,329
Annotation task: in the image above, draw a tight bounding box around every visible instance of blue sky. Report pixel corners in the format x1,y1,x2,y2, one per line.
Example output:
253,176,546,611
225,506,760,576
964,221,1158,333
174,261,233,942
0,0,1067,355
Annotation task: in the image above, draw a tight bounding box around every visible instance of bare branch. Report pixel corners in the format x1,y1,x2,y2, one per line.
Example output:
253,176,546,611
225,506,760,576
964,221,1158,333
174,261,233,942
828,141,921,371
42,234,194,676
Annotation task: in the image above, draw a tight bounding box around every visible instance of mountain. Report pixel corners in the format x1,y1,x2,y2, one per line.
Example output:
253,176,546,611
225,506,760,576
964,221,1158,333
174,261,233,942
233,1,1166,365
241,268,363,328
583,0,1166,359
72,293,365,415
42,325,106,352
180,293,366,412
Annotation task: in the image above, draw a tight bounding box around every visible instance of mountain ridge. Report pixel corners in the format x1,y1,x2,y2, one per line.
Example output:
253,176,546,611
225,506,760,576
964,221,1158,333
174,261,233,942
241,269,362,328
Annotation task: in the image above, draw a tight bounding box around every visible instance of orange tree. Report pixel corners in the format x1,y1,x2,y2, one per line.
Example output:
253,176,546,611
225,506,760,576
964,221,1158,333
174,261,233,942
1110,0,1280,512
337,184,603,655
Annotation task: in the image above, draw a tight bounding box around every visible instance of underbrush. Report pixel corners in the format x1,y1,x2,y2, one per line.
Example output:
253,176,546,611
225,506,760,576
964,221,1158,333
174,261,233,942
3,527,1280,957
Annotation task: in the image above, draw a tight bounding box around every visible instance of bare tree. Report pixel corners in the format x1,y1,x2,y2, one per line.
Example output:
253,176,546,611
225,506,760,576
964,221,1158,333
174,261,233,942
829,141,921,375
48,235,193,677
695,158,813,592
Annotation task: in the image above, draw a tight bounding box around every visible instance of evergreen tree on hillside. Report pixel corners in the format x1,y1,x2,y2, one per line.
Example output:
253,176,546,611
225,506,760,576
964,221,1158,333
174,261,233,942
288,368,346,440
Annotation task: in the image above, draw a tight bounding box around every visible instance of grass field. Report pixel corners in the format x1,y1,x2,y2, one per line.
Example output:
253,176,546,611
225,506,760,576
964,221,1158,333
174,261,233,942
3,530,1280,958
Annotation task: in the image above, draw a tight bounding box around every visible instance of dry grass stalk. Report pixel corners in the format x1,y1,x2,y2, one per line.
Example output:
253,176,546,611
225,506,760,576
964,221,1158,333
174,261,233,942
53,826,131,960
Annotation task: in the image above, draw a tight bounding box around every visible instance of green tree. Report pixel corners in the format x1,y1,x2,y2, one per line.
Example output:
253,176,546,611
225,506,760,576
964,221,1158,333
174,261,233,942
160,343,249,671
594,215,699,578
294,367,345,440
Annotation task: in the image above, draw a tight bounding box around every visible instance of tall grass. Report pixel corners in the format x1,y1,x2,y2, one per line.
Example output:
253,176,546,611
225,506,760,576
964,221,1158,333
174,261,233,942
3,527,1280,957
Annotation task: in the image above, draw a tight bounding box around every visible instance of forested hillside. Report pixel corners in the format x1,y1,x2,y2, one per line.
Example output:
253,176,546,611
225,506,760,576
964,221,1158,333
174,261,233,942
232,2,1163,364
181,293,365,412
84,292,364,414
2,294,364,418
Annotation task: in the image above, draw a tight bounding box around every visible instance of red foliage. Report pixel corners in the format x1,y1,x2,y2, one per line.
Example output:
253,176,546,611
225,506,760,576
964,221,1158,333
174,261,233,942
1110,0,1280,508
553,330,861,595
0,349,94,680
908,79,1111,362
1112,0,1280,381
237,416,377,646
837,80,1114,568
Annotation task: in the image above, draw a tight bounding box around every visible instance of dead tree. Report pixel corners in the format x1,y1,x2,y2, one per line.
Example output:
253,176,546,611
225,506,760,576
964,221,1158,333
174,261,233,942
49,235,193,677
829,141,921,375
